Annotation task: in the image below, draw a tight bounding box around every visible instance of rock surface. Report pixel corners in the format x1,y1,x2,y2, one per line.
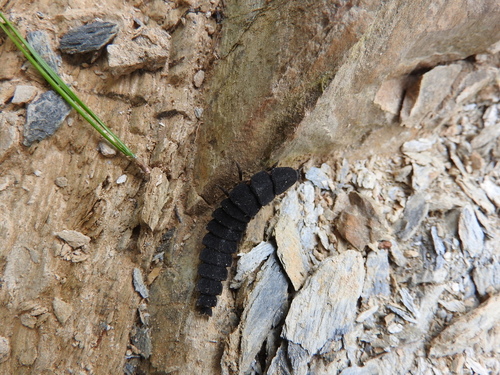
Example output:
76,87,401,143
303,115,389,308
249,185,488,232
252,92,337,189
59,21,118,54
0,1,499,374
23,90,71,146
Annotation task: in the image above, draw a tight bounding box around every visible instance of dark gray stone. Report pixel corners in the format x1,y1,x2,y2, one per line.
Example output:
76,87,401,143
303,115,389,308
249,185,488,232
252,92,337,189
130,326,152,359
26,30,60,73
23,91,71,146
59,21,118,54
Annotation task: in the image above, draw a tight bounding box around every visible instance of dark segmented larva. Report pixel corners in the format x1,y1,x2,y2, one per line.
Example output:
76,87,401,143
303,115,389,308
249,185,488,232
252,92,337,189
196,167,299,316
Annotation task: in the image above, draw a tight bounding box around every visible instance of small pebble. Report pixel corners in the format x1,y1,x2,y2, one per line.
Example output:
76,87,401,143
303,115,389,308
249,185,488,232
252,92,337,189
52,297,73,325
116,174,127,184
98,141,117,157
11,85,37,104
193,70,205,88
55,177,68,188
194,107,204,119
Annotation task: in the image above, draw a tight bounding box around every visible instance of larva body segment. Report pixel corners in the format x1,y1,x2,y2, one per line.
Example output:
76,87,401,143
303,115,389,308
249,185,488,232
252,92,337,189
250,171,275,206
221,199,251,223
199,247,233,267
206,220,244,242
196,167,299,316
212,208,247,231
228,183,261,217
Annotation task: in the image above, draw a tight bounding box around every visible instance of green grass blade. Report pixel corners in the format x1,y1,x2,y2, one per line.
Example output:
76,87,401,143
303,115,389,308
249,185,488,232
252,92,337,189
0,12,148,169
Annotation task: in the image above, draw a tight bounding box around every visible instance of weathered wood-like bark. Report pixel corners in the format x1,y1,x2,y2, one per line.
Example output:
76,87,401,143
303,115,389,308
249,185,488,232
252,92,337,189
0,0,499,374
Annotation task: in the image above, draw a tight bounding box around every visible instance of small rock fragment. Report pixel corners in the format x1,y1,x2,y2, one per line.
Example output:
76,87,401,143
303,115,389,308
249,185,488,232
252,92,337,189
133,268,149,299
0,336,10,364
11,85,37,104
24,90,71,146
54,177,68,188
116,174,127,184
26,30,60,72
337,192,386,251
431,226,446,270
18,345,37,366
305,164,331,190
193,70,205,88
362,250,390,300
275,215,307,290
60,21,118,54
98,141,117,157
374,77,406,115
356,305,379,323
472,262,500,296
480,178,500,208
401,138,435,153
52,297,73,325
396,193,429,241
234,255,289,373
282,251,365,355
20,314,37,329
232,242,274,288
456,176,496,214
401,64,462,127
458,205,484,258
194,107,203,118
55,230,91,248
107,26,169,76
387,240,407,268
130,326,152,358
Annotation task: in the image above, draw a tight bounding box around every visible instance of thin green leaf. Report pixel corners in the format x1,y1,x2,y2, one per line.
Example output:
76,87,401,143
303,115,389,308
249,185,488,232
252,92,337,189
0,12,147,167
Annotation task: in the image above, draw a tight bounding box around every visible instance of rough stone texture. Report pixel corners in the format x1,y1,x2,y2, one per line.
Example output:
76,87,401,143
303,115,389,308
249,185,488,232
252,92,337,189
11,85,37,104
23,90,71,146
1,0,499,374
107,25,170,76
59,21,118,54
26,30,61,72
194,0,500,200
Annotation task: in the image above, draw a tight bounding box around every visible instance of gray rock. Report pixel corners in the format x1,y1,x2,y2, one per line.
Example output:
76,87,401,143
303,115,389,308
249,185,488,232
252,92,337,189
238,255,289,373
431,226,446,270
396,193,429,241
24,90,71,146
231,241,274,289
458,205,484,258
26,30,60,72
282,251,365,356
362,250,390,300
133,268,149,299
472,262,500,296
305,164,331,190
55,229,90,249
131,326,152,359
60,21,118,54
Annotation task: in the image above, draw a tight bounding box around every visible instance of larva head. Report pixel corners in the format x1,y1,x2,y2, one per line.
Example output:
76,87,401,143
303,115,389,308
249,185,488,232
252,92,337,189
271,167,299,195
